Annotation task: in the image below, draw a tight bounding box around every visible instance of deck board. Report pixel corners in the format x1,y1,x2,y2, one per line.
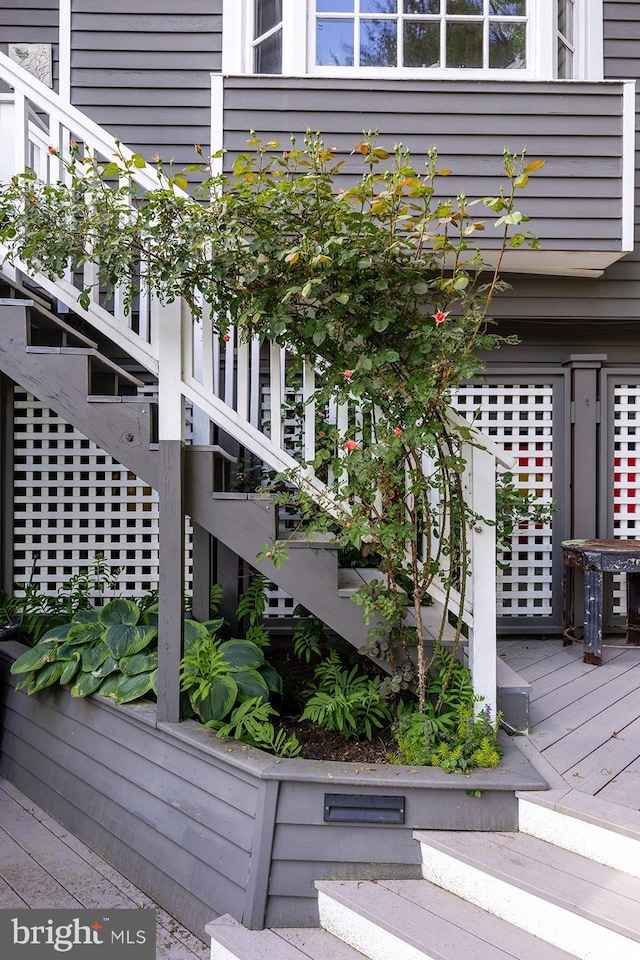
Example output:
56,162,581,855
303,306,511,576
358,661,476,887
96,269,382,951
0,778,210,959
499,638,640,813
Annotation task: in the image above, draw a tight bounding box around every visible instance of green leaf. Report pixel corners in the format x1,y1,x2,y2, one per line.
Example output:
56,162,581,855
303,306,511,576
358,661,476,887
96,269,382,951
119,650,158,675
96,673,121,699
65,622,105,646
60,653,81,685
28,660,67,694
183,618,211,647
99,598,140,626
219,639,265,670
70,672,103,698
115,670,157,704
80,642,110,673
172,174,188,191
39,623,76,643
10,641,59,674
259,663,283,694
233,668,269,701
193,674,238,723
104,623,157,659
72,610,101,624
92,655,119,678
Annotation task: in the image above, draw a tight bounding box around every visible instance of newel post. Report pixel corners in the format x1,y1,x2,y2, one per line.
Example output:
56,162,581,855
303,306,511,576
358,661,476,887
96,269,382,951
467,442,498,719
155,297,185,724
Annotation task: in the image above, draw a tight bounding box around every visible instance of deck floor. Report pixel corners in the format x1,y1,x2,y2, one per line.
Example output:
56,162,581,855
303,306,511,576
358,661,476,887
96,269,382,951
499,636,640,811
1,637,638,951
0,776,209,960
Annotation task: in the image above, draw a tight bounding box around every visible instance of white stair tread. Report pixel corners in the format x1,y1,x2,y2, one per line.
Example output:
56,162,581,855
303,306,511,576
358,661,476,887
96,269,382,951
207,915,367,959
415,829,640,942
518,787,640,841
316,878,577,960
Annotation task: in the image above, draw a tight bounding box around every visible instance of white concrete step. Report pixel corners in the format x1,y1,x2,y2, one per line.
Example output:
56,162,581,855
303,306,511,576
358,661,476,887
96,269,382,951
315,877,576,960
415,828,640,960
518,788,640,878
207,915,367,959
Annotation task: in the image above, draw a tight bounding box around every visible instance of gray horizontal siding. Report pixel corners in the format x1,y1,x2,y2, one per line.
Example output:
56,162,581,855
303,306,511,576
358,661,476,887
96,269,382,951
0,659,260,938
221,77,627,253
265,776,517,926
0,0,59,90
70,0,222,166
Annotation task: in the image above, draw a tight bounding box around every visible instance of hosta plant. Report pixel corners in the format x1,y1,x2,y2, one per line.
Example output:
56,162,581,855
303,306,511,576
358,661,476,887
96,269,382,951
10,598,158,705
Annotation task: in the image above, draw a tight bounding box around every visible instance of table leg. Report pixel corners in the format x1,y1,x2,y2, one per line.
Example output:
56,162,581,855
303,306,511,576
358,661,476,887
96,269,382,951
583,569,603,665
562,561,575,646
626,572,640,646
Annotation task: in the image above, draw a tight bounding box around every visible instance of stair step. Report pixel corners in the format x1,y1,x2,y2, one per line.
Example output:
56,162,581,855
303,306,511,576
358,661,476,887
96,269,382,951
518,789,640,877
316,877,576,960
207,914,367,960
337,567,398,596
415,829,640,960
280,531,340,549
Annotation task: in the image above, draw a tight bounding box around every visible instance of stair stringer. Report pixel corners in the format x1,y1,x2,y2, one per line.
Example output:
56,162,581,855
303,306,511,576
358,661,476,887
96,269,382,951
185,493,373,652
0,300,160,486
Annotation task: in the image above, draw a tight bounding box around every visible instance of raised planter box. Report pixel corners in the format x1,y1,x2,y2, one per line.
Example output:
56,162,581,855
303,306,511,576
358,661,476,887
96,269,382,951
0,641,545,937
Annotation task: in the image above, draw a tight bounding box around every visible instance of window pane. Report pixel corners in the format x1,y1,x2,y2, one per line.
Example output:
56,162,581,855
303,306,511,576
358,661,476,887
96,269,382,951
558,0,574,43
489,1,526,14
254,0,282,38
404,21,440,67
317,0,354,11
361,20,397,66
316,18,354,65
489,22,525,68
558,39,573,79
254,29,282,72
405,0,441,12
446,22,482,67
361,0,397,12
447,0,483,14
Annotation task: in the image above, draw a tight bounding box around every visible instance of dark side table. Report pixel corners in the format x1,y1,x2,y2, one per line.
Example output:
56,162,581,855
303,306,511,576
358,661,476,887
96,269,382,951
562,538,640,665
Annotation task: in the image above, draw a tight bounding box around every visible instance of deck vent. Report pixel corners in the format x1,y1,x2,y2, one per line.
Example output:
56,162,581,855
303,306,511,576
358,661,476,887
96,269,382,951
323,793,405,824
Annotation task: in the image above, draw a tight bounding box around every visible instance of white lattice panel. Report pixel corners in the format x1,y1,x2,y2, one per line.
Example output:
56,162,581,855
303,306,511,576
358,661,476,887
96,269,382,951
12,390,192,600
454,383,554,618
612,384,640,614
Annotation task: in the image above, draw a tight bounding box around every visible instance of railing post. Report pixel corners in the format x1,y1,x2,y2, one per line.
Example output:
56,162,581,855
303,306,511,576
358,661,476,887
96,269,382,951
155,297,185,724
467,442,498,718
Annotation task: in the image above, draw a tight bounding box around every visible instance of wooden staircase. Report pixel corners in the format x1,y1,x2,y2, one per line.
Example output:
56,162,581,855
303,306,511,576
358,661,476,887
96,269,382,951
207,791,640,959
0,278,450,658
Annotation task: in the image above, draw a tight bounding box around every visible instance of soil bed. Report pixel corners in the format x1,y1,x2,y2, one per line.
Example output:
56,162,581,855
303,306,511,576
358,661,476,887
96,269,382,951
269,641,397,763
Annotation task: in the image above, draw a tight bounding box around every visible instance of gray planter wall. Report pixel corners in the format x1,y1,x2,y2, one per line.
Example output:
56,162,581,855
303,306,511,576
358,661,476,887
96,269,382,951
0,642,545,935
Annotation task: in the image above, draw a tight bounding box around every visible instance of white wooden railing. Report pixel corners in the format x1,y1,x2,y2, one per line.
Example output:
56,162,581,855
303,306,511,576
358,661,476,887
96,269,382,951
0,52,513,713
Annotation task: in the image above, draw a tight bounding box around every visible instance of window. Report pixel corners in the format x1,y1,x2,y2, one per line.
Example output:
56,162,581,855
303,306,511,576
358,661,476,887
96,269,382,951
556,0,574,79
222,0,603,80
315,1,527,71
253,0,283,74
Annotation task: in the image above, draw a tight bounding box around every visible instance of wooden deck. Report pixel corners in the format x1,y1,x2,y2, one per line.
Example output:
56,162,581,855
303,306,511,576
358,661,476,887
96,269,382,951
0,776,209,960
499,636,640,811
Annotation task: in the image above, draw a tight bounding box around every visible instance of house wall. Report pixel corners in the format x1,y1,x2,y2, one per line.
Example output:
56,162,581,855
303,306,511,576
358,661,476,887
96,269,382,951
220,76,627,257
70,0,223,165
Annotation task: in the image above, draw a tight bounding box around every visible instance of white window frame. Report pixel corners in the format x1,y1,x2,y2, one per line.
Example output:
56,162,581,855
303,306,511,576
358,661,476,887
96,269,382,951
222,0,603,81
